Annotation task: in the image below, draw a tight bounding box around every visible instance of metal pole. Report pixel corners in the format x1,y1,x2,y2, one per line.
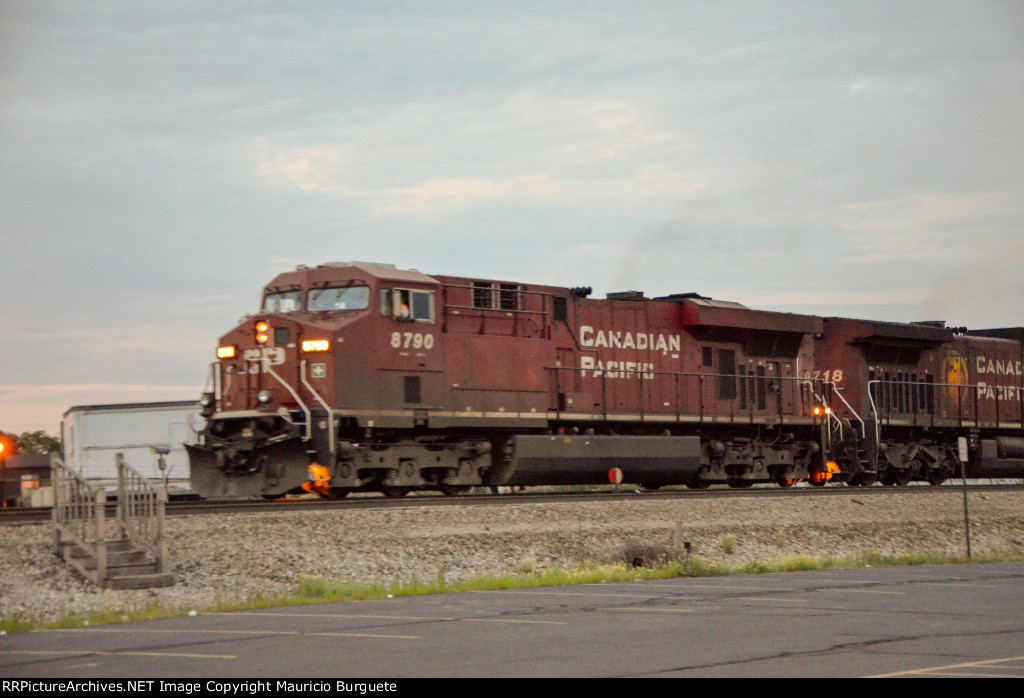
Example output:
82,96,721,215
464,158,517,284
958,438,971,560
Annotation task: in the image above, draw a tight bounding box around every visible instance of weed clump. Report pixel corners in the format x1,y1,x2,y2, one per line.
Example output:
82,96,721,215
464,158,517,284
621,541,680,569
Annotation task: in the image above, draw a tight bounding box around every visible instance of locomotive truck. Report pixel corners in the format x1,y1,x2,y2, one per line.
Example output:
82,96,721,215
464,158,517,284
186,262,1024,498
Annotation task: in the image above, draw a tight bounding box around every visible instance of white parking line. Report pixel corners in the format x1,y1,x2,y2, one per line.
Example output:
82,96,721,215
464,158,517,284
604,607,694,614
53,627,418,640
228,611,564,625
814,588,906,595
868,655,1024,678
3,649,237,660
477,589,665,598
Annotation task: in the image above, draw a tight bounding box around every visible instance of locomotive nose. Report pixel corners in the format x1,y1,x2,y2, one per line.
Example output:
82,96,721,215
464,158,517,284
186,436,311,499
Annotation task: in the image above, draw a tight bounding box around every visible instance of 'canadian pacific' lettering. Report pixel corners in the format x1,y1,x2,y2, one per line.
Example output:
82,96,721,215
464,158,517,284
580,356,655,379
579,326,680,354
975,355,1023,376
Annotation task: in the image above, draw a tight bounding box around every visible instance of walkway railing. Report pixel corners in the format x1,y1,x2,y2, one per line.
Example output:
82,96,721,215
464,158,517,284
51,453,109,585
51,453,169,588
116,453,168,572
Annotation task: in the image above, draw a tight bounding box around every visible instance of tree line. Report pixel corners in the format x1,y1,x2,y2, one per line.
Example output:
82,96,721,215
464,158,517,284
0,430,62,455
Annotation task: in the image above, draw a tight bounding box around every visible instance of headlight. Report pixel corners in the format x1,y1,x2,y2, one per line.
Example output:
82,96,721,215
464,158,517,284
217,345,236,359
257,389,274,406
255,321,269,344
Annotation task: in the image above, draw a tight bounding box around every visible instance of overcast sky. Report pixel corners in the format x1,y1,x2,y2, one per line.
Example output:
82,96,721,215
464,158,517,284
2,1,1022,435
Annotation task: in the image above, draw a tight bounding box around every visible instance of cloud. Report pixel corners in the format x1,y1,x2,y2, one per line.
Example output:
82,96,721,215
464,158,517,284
251,94,681,218
256,142,356,194
847,77,873,96
836,193,1011,236
370,176,528,216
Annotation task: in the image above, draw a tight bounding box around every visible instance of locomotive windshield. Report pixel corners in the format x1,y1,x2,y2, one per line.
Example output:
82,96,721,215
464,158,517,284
262,290,301,313
307,285,370,312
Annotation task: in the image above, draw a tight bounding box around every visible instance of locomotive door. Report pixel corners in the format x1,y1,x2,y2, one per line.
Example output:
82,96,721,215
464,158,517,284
743,360,772,417
606,307,641,417
607,306,673,419
555,347,593,416
747,360,794,419
579,305,640,418
650,325,682,420
776,360,796,416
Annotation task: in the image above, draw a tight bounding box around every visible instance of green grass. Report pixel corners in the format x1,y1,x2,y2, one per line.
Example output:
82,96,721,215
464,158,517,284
3,548,1022,635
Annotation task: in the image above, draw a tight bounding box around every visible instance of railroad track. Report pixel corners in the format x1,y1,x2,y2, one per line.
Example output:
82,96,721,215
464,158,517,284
2,482,1020,525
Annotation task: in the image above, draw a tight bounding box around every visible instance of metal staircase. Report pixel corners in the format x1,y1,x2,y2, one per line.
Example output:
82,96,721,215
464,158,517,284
51,453,174,590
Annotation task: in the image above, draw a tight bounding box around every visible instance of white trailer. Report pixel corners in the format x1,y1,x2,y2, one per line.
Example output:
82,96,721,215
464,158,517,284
61,401,205,497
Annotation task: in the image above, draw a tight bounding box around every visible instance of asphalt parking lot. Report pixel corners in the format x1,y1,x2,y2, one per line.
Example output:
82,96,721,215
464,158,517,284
3,561,1023,678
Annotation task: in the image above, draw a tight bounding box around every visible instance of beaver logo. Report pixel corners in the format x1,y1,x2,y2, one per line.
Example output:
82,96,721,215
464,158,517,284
945,351,969,400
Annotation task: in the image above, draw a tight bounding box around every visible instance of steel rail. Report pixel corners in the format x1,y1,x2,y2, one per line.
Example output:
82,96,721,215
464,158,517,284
3,482,1022,524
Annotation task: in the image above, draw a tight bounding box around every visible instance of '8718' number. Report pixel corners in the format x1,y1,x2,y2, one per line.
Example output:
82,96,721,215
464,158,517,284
805,369,843,383
391,332,434,350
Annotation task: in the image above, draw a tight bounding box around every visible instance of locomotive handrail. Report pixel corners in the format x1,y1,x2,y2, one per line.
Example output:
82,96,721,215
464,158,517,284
221,362,233,397
443,304,548,317
825,381,865,440
866,379,1006,428
203,361,218,401
801,380,837,451
300,359,335,459
441,283,556,338
262,360,312,441
443,303,550,337
866,379,1020,439
545,365,824,425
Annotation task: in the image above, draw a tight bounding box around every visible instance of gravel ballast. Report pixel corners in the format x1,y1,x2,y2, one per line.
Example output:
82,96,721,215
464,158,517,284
2,489,1023,625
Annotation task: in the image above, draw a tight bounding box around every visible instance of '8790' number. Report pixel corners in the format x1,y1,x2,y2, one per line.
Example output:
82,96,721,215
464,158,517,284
391,331,435,350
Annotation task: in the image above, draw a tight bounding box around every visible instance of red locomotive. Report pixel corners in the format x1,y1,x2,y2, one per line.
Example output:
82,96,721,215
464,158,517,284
186,262,1024,498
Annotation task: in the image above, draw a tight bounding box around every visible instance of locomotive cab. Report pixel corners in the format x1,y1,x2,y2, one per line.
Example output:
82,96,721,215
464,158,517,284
188,262,445,498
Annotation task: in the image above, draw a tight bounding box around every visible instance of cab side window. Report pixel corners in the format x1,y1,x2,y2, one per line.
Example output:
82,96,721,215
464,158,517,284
381,288,435,323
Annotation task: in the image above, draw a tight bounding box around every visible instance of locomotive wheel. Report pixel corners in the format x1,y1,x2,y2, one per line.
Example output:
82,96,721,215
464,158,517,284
927,469,948,486
858,471,878,487
881,469,911,487
686,476,710,490
325,487,351,499
380,486,411,498
640,484,663,491
726,478,753,489
808,478,826,487
775,477,794,488
440,485,471,496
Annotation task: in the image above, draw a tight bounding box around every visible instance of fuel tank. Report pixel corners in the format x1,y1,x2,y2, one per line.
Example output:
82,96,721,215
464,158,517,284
502,434,702,486
969,438,1024,479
